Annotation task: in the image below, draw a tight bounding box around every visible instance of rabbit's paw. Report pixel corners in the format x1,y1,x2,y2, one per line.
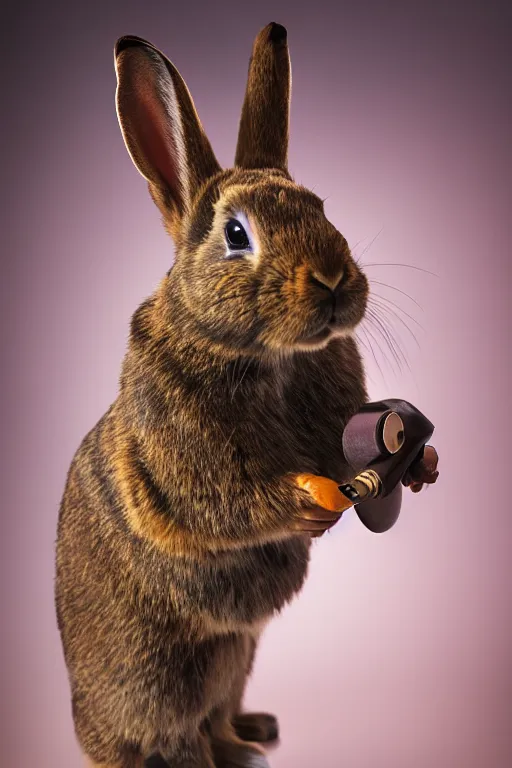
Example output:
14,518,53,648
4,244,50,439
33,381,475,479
232,712,278,743
291,473,353,538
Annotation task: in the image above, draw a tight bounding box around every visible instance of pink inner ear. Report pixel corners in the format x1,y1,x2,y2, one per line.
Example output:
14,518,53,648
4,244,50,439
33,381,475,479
119,52,185,208
137,85,182,197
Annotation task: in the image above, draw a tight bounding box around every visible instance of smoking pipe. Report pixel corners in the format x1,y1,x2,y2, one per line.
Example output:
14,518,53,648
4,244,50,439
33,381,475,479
338,399,439,533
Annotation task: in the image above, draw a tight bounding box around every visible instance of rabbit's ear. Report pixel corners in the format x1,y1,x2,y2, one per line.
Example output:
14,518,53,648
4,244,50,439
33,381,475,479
234,22,291,172
114,36,221,220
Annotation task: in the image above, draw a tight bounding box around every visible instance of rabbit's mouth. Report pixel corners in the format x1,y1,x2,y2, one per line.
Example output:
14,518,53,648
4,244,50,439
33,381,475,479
295,317,356,351
302,325,332,345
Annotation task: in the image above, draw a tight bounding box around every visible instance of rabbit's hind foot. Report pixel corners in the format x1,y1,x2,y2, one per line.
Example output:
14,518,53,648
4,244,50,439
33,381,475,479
231,713,279,744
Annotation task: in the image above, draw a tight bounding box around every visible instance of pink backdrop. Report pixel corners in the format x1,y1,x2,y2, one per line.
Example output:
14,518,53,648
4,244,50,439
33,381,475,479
3,1,511,766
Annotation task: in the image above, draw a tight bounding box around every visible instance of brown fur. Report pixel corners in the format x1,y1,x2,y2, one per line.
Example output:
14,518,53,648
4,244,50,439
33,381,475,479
55,22,369,767
86,760,143,768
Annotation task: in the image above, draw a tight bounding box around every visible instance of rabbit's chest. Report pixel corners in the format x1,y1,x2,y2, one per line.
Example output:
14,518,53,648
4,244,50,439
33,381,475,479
247,372,364,484
164,534,311,628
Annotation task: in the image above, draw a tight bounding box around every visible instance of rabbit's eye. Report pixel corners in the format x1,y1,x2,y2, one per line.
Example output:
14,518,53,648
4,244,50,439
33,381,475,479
225,219,250,251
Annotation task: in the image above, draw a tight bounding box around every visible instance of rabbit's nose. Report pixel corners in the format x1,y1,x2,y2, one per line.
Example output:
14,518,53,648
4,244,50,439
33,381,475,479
309,268,351,323
310,270,345,293
308,274,336,322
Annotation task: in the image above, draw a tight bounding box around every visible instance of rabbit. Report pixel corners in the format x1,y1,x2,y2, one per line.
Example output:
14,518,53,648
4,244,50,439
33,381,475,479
55,21,369,768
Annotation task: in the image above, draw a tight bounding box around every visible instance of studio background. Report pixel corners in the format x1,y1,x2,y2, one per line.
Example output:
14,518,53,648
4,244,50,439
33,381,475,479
2,1,511,766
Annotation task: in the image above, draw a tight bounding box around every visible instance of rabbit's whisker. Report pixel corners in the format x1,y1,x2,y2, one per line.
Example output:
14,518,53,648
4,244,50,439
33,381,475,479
353,227,384,266
368,279,424,311
376,310,412,369
365,308,408,373
230,356,253,401
368,295,422,346
357,323,386,381
221,426,237,456
362,294,414,374
362,262,439,278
